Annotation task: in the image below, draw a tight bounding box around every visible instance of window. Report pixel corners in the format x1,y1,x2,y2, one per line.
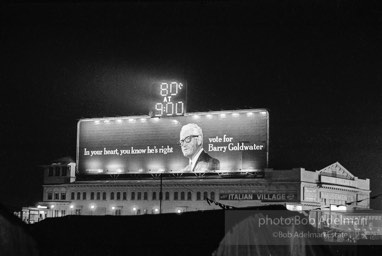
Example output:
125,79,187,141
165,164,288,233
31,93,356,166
91,192,95,200
180,192,185,200
97,192,101,200
165,192,170,200
115,209,121,216
61,167,67,176
123,192,127,200
103,192,106,200
61,193,66,200
61,210,66,216
54,210,59,217
77,192,81,200
83,192,87,200
117,192,121,200
137,192,141,200
196,192,201,200
174,192,178,200
71,192,75,200
110,192,115,200
203,192,208,200
159,192,162,200
143,192,148,200
75,209,81,215
54,193,59,200
55,167,60,176
48,192,53,200
210,192,215,201
187,192,192,201
48,167,53,176
131,192,135,200
152,192,156,200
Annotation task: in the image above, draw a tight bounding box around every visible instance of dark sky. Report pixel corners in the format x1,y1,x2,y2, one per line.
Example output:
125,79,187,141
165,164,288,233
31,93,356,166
1,1,382,210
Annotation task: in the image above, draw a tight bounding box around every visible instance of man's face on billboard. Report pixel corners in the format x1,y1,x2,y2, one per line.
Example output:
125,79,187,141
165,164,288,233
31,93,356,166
180,127,201,158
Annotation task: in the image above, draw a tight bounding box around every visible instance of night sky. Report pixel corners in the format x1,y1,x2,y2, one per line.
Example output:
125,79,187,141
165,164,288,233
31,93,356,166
1,1,382,211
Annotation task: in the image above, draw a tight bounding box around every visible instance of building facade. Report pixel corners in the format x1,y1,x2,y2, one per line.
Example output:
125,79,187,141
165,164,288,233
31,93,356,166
21,161,370,223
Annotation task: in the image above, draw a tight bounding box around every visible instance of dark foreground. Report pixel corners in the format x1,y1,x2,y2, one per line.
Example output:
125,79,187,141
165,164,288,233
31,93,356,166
2,205,382,256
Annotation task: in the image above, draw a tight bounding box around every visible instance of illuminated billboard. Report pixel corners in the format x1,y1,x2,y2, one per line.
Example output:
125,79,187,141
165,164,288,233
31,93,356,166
76,109,269,179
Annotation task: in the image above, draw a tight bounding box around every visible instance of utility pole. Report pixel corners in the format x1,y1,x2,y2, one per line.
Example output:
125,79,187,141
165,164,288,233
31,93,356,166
159,173,163,214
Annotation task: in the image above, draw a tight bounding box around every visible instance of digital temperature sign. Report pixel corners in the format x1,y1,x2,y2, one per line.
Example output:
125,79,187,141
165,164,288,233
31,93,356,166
150,81,187,117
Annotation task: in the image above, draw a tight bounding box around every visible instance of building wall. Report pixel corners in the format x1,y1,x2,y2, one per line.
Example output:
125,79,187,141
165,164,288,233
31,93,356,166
20,162,371,222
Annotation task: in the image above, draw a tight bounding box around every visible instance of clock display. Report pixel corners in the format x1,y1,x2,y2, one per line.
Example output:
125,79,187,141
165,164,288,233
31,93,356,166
151,81,187,117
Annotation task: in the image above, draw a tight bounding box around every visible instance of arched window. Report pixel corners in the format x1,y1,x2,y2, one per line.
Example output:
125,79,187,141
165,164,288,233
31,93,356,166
117,192,121,200
102,192,106,200
110,192,115,200
210,192,215,201
165,192,170,200
203,192,208,200
180,192,185,200
196,192,201,200
187,192,192,200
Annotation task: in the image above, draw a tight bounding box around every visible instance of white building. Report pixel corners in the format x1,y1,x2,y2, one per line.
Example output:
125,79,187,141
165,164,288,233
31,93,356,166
21,160,370,223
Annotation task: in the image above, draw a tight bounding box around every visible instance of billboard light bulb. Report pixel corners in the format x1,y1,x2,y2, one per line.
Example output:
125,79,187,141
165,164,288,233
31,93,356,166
206,114,213,119
246,112,254,116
